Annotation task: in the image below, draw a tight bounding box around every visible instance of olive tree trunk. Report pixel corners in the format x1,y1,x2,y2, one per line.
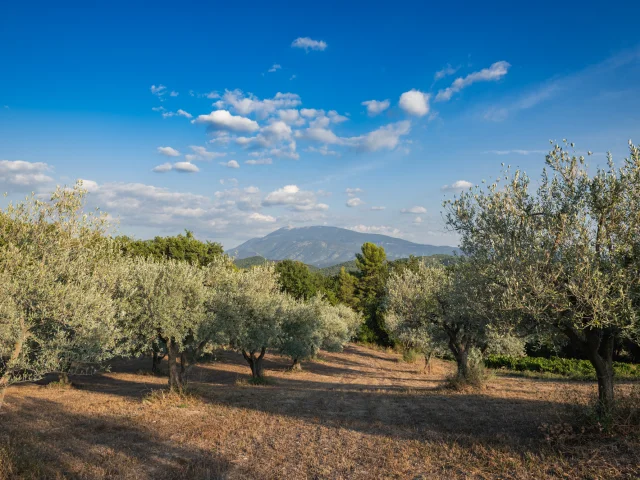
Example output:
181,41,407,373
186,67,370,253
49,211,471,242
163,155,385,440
242,347,266,379
290,358,302,371
566,327,616,415
166,338,184,392
423,351,433,374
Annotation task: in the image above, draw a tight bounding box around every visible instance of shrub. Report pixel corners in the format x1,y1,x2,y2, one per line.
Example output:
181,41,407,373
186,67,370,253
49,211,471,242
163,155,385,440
486,355,640,380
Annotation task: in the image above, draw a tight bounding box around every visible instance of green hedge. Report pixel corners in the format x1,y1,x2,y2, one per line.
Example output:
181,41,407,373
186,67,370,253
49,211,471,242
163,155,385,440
485,355,640,380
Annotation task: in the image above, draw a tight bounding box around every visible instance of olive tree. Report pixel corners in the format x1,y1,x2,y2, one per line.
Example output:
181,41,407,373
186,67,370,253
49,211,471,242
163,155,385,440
0,184,125,408
122,257,207,392
211,264,285,379
445,141,640,412
279,297,362,370
385,260,499,379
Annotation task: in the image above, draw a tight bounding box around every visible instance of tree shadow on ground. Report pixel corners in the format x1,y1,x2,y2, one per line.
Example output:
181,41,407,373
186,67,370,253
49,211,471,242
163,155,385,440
0,397,240,480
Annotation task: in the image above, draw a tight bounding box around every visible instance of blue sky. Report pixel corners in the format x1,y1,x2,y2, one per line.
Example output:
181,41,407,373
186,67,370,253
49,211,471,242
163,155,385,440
2,1,640,249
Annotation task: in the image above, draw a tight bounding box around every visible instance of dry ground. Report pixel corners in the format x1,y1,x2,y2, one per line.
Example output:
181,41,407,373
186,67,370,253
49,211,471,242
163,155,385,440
0,344,638,479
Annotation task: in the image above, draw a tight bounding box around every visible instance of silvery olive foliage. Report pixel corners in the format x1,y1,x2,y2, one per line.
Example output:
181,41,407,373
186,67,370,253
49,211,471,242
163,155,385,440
445,141,640,411
118,256,208,390
210,263,286,378
0,184,125,404
385,259,504,378
279,296,363,369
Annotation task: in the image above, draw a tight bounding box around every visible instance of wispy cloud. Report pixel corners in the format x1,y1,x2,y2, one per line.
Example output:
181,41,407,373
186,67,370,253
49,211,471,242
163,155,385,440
436,61,510,102
291,37,327,52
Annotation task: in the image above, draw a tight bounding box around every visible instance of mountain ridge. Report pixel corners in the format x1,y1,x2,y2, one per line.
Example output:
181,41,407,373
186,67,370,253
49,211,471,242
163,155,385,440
226,226,460,267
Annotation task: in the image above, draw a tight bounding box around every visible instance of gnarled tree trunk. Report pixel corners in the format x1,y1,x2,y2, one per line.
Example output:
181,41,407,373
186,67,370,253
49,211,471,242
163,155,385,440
290,358,302,371
566,327,616,415
242,347,267,379
166,338,183,393
423,351,433,374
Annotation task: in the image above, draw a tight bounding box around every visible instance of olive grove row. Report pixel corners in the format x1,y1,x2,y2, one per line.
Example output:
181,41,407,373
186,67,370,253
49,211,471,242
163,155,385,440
0,186,361,403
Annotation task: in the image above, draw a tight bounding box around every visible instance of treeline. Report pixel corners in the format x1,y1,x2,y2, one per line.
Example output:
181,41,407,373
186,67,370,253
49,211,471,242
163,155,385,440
0,186,361,404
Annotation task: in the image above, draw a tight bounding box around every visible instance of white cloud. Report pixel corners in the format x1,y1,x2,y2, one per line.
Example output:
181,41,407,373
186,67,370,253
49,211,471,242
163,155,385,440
327,110,348,123
245,158,273,165
436,61,510,102
290,74,296,80
399,89,430,116
248,212,276,223
413,216,423,224
291,37,327,52
346,197,364,207
268,64,281,73
173,162,200,173
350,120,411,152
189,145,226,160
434,64,459,81
157,146,181,157
263,185,328,211
305,145,339,156
278,109,304,125
300,108,323,118
370,206,385,211
152,162,173,173
345,187,362,197
401,206,427,214
362,99,390,116
221,160,240,169
349,225,401,236
193,110,260,133
0,160,54,192
441,180,473,192
300,127,341,144
170,91,179,97
162,109,193,119
150,84,167,98
218,90,301,118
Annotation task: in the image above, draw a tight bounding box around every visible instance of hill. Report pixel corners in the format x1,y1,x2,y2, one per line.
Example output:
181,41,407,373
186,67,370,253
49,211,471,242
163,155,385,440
226,226,460,268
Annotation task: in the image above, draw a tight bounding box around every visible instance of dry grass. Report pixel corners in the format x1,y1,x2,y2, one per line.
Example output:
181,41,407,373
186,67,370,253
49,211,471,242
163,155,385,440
0,344,638,479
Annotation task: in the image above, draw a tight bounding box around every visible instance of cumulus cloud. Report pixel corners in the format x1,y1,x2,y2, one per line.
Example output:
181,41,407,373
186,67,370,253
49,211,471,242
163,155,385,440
189,145,226,160
173,162,199,173
218,90,301,118
245,158,273,165
399,89,430,116
299,127,341,144
220,160,240,169
436,61,510,102
193,109,260,133
248,212,276,223
152,162,173,173
413,216,423,224
300,108,323,118
350,121,411,152
345,187,362,197
278,109,304,125
170,91,179,97
0,160,54,193
401,206,427,214
268,64,281,73
362,99,390,116
291,37,327,51
263,185,328,212
441,180,473,192
157,146,181,157
346,197,364,207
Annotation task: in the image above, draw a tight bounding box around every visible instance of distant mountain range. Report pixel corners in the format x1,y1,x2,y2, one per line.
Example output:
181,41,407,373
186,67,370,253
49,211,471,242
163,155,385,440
226,226,460,268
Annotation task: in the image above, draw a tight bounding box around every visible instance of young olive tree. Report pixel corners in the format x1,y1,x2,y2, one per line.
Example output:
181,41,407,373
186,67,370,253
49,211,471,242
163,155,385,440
122,257,207,392
279,296,363,370
279,297,323,371
0,184,125,408
445,141,640,412
211,264,285,379
385,260,498,379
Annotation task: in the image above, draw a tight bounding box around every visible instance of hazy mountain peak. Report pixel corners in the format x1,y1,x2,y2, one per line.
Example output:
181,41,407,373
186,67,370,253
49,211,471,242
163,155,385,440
227,226,459,267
